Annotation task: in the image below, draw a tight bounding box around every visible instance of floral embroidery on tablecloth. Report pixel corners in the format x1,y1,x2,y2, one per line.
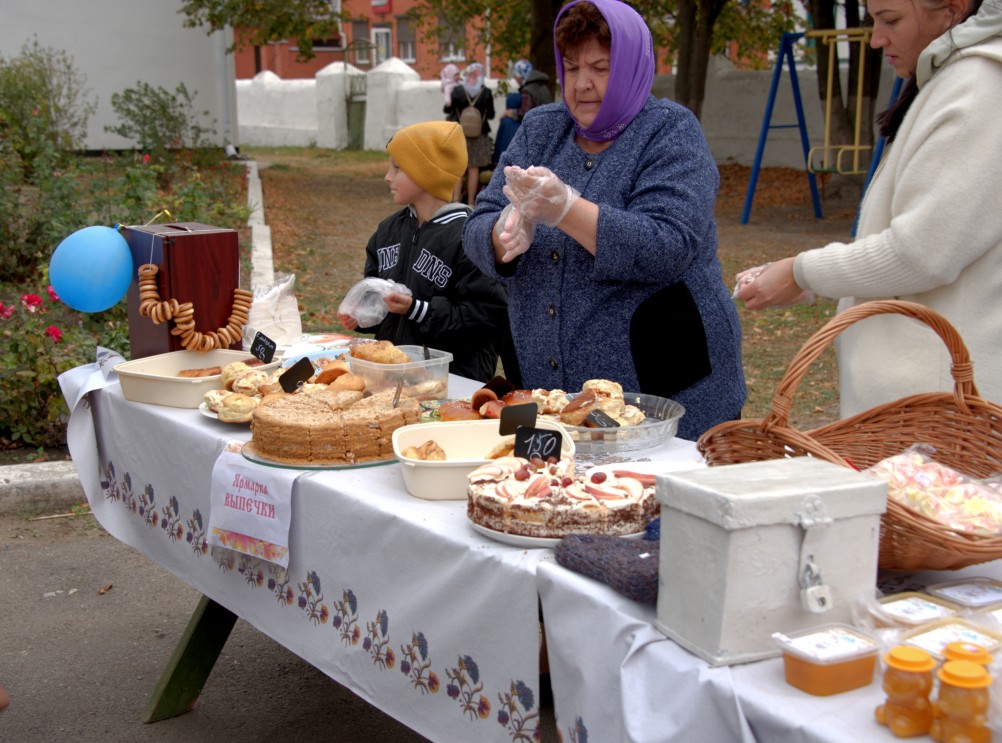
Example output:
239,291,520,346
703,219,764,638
447,655,491,720
333,588,361,646
268,568,294,605
186,509,208,555
139,483,158,528
298,569,329,624
497,680,538,741
560,716,588,743
363,609,394,669
98,457,538,738
161,495,184,542
400,632,440,694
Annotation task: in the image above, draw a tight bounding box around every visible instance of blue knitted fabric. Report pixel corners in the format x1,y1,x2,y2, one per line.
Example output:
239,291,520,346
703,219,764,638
464,97,746,440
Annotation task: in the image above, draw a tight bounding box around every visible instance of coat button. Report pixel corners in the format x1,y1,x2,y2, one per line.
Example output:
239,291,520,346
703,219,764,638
585,159,594,170
547,304,556,317
550,250,560,264
549,357,558,370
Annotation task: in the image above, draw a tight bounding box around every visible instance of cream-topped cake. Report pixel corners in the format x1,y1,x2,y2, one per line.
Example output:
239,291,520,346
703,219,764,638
466,456,657,538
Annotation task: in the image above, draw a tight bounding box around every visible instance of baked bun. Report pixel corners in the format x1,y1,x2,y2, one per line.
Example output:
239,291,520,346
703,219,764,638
560,389,598,426
257,370,284,396
203,389,231,413
315,359,351,385
439,400,480,421
582,379,623,400
350,340,412,364
222,362,253,390
329,372,365,392
231,370,269,395
217,393,258,423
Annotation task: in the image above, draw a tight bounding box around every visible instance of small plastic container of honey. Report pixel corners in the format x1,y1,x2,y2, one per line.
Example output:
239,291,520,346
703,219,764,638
901,618,1002,661
875,591,962,627
925,577,1002,609
942,640,993,666
772,624,880,696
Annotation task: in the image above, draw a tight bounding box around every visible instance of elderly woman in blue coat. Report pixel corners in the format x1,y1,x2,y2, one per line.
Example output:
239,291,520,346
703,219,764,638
463,0,745,440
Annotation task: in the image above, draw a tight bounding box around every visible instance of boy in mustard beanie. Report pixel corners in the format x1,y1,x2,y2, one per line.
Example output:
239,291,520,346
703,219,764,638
337,121,508,382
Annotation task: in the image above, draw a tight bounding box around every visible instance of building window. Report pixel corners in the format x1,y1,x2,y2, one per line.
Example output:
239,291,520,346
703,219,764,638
372,26,392,64
438,14,465,62
397,17,416,63
352,20,370,64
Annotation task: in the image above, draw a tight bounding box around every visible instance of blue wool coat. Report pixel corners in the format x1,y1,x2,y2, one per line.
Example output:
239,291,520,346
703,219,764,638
463,96,746,440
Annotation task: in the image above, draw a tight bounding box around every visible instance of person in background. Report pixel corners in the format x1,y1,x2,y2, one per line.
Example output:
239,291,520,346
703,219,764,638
462,0,746,440
492,91,523,167
440,63,460,105
737,0,1002,416
448,62,495,206
513,59,553,119
337,121,507,382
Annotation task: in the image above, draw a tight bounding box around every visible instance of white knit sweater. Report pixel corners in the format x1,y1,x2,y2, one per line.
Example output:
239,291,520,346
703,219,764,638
793,9,1002,417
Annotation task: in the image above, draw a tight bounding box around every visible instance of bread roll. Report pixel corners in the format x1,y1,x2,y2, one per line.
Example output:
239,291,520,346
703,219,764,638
217,393,258,423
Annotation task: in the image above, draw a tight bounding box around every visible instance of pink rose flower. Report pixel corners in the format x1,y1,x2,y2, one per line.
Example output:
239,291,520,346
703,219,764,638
47,285,60,303
143,154,150,165
45,325,63,343
0,302,13,320
20,294,43,313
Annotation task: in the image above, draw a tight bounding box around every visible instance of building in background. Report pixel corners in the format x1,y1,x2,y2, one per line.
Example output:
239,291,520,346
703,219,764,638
233,0,485,80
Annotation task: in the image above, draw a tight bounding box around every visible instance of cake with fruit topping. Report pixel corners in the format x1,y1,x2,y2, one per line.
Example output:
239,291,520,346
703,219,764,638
466,456,657,538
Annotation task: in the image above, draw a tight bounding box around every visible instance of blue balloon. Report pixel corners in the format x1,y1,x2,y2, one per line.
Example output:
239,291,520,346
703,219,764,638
49,226,133,313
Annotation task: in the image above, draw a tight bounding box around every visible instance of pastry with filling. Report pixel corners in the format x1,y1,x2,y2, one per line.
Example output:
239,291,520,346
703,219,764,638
467,456,657,538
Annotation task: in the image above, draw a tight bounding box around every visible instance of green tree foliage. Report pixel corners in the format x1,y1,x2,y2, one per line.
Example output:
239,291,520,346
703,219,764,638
179,0,344,60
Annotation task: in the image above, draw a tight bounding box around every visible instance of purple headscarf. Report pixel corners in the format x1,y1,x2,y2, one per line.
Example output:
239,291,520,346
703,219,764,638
554,0,655,142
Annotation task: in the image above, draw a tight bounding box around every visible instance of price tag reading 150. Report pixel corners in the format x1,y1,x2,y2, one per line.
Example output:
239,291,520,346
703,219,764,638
513,426,562,460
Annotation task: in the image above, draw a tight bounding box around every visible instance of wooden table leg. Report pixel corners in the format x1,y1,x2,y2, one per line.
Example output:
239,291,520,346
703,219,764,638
143,594,238,723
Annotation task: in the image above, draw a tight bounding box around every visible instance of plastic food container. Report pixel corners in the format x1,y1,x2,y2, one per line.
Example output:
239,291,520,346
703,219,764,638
902,618,1002,660
346,344,452,401
925,578,1002,609
875,591,963,627
772,624,879,696
115,349,280,408
392,419,574,500
557,392,685,455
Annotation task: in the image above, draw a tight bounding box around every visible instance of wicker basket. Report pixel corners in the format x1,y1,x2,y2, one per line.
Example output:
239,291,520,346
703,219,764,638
698,300,1002,571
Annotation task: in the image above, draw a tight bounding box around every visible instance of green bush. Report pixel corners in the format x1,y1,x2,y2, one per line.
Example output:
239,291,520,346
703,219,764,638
0,37,96,177
0,288,106,447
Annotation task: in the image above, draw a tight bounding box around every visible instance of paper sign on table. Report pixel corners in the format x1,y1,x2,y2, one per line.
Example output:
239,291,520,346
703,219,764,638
207,442,296,567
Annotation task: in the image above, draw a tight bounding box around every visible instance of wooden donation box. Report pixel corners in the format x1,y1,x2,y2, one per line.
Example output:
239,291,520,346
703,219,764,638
123,222,240,360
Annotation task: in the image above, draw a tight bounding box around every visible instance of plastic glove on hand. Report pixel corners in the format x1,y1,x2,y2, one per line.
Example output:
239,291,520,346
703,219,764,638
494,204,535,264
502,165,579,227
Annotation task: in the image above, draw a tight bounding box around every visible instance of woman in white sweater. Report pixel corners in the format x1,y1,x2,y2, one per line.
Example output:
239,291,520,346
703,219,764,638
737,0,1002,416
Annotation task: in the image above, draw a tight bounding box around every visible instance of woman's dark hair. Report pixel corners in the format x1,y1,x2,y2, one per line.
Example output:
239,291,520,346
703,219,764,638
877,0,984,141
555,1,612,56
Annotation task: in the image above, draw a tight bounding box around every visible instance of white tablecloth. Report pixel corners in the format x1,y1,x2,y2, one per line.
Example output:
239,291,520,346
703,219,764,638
64,372,554,742
538,550,1002,742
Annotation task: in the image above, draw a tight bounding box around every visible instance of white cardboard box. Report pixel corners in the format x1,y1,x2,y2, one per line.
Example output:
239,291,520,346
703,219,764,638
655,457,887,666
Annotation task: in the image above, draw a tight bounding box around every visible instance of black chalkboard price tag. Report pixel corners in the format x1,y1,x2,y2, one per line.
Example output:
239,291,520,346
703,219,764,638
249,331,277,364
279,357,314,393
514,425,563,460
585,408,620,428
499,401,539,436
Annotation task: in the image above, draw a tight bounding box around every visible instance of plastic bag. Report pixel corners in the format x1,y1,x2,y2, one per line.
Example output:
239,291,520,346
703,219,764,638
338,277,411,328
732,263,816,306
865,444,1002,535
242,273,303,349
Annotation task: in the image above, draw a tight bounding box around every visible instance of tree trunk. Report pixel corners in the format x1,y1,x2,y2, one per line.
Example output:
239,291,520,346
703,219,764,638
530,0,562,98
674,0,728,120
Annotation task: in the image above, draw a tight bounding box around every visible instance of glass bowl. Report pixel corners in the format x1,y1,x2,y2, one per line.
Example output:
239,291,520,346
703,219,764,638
551,392,685,454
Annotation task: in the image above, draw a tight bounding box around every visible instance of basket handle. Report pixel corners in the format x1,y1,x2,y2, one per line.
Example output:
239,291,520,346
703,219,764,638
763,300,979,429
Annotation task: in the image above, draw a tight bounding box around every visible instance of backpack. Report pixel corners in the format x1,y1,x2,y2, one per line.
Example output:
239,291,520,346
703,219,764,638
459,90,484,138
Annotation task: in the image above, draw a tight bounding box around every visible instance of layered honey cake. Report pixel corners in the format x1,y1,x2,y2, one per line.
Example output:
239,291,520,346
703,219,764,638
466,456,657,538
251,388,421,465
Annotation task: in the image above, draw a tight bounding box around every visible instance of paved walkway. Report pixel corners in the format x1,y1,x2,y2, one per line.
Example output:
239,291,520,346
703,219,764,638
0,161,274,516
